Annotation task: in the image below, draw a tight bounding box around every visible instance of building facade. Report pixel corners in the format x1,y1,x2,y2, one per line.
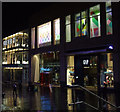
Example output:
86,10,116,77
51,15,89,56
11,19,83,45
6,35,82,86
3,2,120,92
2,30,29,84
28,2,120,91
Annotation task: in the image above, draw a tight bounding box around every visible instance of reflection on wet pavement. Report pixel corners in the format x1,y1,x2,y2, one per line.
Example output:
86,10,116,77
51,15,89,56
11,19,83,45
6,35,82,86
2,84,117,111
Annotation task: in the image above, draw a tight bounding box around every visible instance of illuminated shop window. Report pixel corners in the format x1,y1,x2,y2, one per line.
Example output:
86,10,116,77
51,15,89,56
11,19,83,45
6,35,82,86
37,22,51,48
90,5,101,37
100,53,114,88
106,1,112,35
75,10,88,37
53,18,60,45
67,56,74,86
31,27,35,49
39,52,60,85
66,15,71,42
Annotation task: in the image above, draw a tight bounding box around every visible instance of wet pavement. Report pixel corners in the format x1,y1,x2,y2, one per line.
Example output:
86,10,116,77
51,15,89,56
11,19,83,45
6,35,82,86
1,83,118,112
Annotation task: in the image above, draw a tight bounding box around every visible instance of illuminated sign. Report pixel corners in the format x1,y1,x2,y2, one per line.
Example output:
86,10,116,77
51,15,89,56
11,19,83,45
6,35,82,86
83,59,90,66
38,22,51,46
40,67,51,72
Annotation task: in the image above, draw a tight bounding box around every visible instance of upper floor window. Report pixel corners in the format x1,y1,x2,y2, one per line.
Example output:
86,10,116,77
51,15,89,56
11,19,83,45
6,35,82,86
2,32,29,50
75,10,88,37
37,22,51,48
106,1,112,35
31,27,35,49
90,5,101,38
53,18,60,45
66,15,71,42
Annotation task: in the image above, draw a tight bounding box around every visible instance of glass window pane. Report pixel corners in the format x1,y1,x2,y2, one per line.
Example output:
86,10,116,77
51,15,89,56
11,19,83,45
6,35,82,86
90,16,101,37
75,20,80,37
106,1,112,12
66,15,71,25
12,37,16,48
66,24,71,42
75,13,80,21
53,18,60,45
23,33,29,47
37,22,51,47
90,5,100,17
67,56,74,86
81,11,87,18
100,53,114,88
31,27,35,49
106,12,112,35
81,18,87,36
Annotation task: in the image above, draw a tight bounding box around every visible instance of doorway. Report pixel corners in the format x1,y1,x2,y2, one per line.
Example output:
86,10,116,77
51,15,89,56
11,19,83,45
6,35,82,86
74,55,98,91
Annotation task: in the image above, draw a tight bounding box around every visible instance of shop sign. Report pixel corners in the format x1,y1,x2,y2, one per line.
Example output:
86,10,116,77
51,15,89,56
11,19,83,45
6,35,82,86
83,59,90,66
40,67,51,72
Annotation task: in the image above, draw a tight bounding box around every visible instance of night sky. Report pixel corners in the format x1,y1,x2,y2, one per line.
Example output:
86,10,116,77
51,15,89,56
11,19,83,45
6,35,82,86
2,2,54,37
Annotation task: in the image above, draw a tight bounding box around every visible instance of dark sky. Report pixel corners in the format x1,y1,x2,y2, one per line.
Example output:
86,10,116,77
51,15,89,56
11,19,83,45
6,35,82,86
2,2,54,37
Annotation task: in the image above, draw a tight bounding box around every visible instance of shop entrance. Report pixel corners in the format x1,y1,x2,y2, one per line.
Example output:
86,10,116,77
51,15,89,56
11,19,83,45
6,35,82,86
83,56,98,90
74,55,98,91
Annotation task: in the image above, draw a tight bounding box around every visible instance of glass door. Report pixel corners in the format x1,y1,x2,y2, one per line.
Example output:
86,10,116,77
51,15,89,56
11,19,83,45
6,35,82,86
83,56,98,91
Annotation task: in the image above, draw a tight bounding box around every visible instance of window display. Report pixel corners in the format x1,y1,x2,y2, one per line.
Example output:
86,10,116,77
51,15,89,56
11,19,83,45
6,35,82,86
37,22,51,47
53,18,60,45
90,5,101,37
100,53,114,88
67,56,75,86
39,52,60,85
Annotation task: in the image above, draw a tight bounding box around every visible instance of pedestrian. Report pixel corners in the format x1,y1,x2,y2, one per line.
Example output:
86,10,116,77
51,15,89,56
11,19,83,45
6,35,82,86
13,83,17,97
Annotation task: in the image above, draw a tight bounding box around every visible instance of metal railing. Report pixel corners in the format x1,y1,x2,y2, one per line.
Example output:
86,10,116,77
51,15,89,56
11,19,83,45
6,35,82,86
68,85,120,111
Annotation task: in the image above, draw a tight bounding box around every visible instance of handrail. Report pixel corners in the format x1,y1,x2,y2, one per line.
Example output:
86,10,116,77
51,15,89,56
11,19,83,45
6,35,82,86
68,85,119,109
69,101,102,112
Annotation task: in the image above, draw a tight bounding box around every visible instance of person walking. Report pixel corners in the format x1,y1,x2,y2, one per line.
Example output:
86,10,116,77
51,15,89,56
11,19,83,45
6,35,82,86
13,82,17,97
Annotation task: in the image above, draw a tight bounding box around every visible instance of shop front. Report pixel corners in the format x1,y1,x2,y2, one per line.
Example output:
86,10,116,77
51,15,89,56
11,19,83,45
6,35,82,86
66,52,114,91
32,51,60,86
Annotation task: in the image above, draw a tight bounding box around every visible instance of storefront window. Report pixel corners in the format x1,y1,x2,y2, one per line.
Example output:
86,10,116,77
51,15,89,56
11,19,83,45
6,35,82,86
53,18,60,45
75,10,88,37
66,15,71,42
37,22,51,48
100,53,114,88
90,5,101,37
31,27,35,49
106,1,112,35
39,51,60,85
67,56,75,86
